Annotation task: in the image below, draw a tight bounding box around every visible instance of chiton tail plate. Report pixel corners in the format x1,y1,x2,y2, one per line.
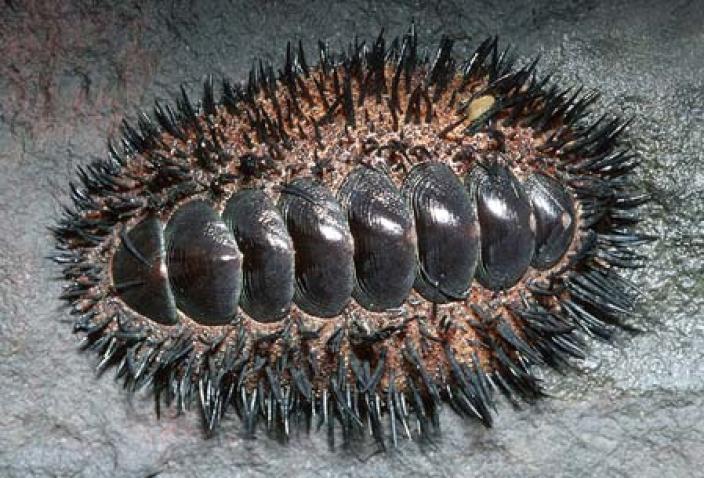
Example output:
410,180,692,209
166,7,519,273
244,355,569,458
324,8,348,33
52,25,651,448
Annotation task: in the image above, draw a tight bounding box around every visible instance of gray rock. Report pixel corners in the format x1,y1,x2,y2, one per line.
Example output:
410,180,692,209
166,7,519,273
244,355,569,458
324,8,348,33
1,1,702,476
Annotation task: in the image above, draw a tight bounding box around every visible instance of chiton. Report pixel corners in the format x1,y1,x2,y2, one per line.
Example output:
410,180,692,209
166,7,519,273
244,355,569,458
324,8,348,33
52,25,650,447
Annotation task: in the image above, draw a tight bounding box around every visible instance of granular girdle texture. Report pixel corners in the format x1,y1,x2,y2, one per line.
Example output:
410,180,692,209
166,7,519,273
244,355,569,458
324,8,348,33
52,26,649,448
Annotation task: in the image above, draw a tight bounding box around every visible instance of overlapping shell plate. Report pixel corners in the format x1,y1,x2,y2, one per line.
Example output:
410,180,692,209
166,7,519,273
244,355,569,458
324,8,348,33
52,25,650,449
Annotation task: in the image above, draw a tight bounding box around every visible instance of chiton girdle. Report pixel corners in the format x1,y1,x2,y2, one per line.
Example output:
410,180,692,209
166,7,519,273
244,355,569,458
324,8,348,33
52,24,650,449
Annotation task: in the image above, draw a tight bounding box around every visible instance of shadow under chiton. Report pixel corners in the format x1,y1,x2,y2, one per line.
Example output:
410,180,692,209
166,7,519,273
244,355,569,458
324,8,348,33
52,25,651,448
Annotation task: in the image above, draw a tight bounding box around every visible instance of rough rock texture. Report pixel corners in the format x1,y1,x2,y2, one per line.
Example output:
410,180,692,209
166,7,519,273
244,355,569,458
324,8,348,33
0,1,702,476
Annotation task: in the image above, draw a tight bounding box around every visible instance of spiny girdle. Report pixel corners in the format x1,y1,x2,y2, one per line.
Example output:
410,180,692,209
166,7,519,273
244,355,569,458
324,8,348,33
52,25,650,449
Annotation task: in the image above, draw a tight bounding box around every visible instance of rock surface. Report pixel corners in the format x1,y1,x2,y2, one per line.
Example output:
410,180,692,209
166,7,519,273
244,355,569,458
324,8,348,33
1,1,703,476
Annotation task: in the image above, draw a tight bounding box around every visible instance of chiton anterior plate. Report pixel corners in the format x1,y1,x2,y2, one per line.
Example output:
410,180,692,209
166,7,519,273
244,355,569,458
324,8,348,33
53,25,650,448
